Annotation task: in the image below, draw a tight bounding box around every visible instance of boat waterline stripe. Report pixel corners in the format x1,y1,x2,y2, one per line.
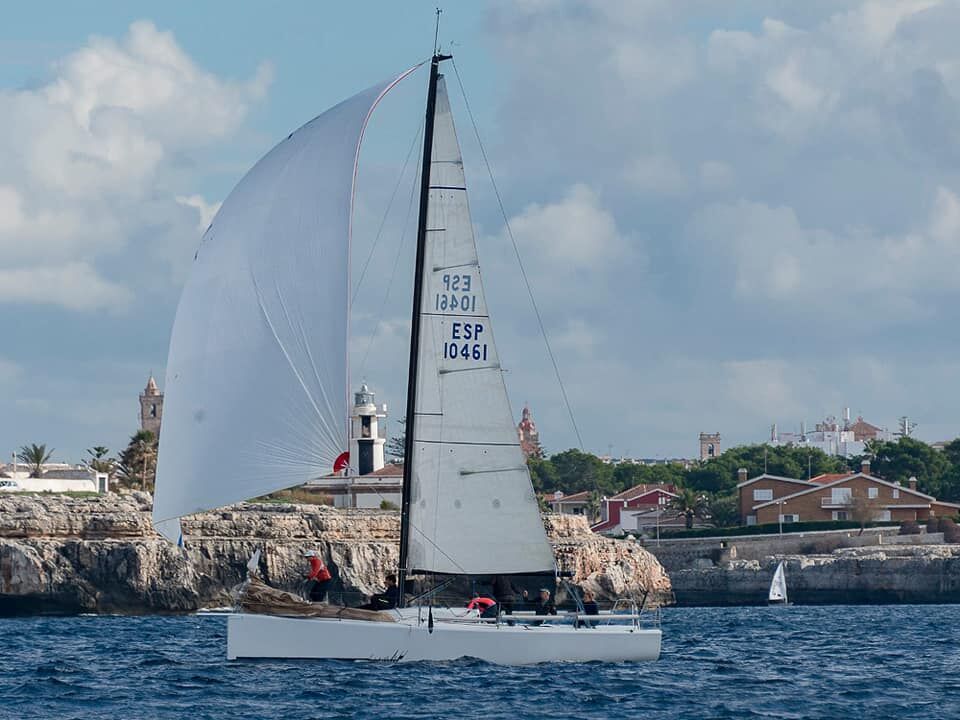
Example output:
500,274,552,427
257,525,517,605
429,185,467,190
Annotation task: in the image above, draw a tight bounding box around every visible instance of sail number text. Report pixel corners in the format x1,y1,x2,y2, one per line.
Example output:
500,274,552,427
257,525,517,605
435,273,477,313
443,321,488,361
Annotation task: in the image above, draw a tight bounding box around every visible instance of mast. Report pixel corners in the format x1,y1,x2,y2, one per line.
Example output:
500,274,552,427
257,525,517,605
398,52,451,601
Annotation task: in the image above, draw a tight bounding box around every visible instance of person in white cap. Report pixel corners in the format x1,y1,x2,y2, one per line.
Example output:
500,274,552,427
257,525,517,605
303,549,333,602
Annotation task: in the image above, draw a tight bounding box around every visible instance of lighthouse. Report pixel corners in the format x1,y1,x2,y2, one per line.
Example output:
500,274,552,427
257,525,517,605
350,384,386,475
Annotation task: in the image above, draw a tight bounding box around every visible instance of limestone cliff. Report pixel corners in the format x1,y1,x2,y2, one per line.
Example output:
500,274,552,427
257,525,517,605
670,545,960,605
0,494,671,614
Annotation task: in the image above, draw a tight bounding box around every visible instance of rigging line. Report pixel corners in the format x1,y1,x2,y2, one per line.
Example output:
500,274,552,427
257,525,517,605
351,123,423,307
450,58,585,450
357,125,424,378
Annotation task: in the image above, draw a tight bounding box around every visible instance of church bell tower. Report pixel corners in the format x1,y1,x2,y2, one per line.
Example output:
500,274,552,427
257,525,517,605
140,375,164,437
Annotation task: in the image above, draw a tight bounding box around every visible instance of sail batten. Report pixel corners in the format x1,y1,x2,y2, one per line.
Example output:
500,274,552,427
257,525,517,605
405,75,555,575
152,68,419,534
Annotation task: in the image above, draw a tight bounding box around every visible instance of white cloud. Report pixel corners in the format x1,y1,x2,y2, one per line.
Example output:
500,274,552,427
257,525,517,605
0,262,133,312
0,21,271,313
689,185,960,316
624,155,686,195
504,184,632,271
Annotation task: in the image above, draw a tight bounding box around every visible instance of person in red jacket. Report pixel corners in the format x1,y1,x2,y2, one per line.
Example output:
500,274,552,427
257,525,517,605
466,592,497,617
303,550,333,603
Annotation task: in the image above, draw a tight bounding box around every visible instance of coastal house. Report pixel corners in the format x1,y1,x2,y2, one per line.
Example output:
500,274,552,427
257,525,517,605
591,483,679,535
0,465,109,493
737,460,960,526
544,490,591,515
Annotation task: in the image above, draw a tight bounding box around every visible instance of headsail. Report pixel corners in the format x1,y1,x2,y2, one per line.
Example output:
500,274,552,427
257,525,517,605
405,76,555,575
152,67,418,542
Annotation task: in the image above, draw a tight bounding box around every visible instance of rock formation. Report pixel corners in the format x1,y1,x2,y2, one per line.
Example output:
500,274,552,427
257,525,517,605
0,493,671,614
670,545,960,605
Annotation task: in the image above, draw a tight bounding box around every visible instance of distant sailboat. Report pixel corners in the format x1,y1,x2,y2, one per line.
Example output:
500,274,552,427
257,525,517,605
768,561,790,605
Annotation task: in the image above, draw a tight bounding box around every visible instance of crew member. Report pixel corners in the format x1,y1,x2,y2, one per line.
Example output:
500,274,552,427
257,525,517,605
466,592,498,617
304,550,333,603
363,573,400,610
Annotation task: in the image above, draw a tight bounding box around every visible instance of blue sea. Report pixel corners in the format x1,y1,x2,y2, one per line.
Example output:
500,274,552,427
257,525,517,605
2,605,958,719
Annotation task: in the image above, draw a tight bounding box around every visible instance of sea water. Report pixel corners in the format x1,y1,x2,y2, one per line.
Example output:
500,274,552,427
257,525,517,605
2,605,958,719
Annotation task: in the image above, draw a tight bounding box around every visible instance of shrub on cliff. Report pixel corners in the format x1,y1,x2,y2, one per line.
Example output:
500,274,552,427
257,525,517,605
899,521,921,535
940,517,960,543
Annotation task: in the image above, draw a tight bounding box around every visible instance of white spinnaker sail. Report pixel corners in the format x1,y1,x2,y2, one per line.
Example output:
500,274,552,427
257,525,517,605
152,68,418,542
769,561,787,602
406,77,555,575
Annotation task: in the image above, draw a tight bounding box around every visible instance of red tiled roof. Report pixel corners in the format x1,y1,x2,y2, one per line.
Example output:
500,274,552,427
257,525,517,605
610,483,675,501
809,473,853,484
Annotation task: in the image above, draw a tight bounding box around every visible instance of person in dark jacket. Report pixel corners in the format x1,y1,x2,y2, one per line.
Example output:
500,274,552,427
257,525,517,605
363,574,400,610
532,588,557,616
577,589,599,628
490,575,522,615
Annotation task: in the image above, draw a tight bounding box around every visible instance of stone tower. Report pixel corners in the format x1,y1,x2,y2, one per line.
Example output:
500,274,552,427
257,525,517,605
517,404,543,458
350,384,386,476
699,432,720,461
140,375,164,437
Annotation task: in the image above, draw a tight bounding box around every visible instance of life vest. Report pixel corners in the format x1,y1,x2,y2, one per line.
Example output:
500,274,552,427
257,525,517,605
308,556,332,583
467,596,496,611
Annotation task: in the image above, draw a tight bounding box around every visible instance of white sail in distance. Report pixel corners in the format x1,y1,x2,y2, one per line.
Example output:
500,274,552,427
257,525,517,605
769,561,788,602
405,76,555,575
152,67,419,541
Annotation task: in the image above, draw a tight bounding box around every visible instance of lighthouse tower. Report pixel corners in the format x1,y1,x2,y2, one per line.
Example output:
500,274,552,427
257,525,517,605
350,384,386,476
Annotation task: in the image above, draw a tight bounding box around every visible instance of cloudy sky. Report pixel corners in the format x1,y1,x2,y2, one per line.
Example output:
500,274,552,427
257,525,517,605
2,0,959,464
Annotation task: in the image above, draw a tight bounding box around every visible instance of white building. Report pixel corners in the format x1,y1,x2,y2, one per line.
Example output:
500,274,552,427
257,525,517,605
769,408,892,458
0,465,109,493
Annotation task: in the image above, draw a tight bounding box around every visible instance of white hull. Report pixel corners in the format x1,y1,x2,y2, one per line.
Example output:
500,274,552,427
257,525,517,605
227,613,661,665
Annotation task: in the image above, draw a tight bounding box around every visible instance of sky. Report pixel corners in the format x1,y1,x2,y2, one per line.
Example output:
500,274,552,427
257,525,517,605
2,0,960,465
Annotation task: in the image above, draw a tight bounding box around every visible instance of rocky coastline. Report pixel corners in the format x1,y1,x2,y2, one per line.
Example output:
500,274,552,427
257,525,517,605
0,494,672,615
668,545,960,606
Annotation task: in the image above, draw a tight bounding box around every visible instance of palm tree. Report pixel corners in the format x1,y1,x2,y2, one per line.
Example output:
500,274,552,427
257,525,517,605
116,430,158,490
17,443,54,478
670,487,707,529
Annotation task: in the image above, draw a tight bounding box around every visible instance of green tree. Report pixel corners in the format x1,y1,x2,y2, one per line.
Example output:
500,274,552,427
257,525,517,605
527,456,558,493
550,449,615,495
86,446,115,475
116,430,158,491
865,438,951,497
705,491,740,528
670,487,708,529
17,443,54,478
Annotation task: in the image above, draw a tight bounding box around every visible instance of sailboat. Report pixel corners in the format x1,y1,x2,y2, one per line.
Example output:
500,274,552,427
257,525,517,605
768,561,790,605
152,52,661,664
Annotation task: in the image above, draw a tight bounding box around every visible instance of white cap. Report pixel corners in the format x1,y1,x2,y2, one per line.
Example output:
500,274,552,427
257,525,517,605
303,550,317,557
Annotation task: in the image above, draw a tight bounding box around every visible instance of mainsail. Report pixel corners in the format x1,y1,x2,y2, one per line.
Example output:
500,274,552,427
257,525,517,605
769,561,788,602
152,68,418,541
404,76,555,575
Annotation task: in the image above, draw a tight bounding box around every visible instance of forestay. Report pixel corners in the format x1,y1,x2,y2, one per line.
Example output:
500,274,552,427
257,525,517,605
152,68,417,542
406,77,555,575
